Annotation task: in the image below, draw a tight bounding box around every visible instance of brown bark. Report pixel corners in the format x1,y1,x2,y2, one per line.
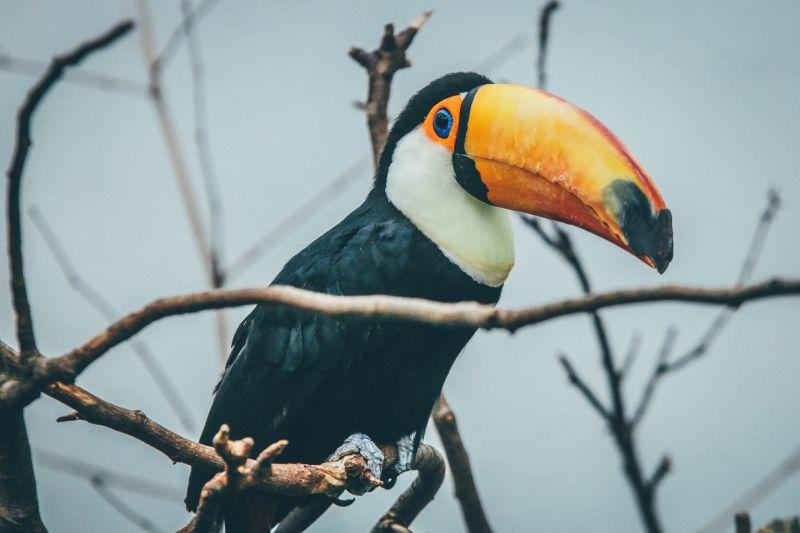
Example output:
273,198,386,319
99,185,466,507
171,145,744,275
433,396,493,533
0,408,46,532
349,10,433,165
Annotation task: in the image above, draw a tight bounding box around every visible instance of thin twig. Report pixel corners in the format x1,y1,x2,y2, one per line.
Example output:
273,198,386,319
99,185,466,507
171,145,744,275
558,354,611,420
154,0,223,71
28,206,196,431
5,18,134,361
35,448,183,501
181,0,225,287
223,155,370,281
618,332,643,381
3,277,794,403
432,396,493,533
179,0,229,363
630,327,678,428
90,477,166,533
647,455,672,491
136,0,214,284
0,53,147,96
536,1,560,89
349,10,434,165
698,442,800,533
473,33,530,75
534,218,664,532
666,190,781,372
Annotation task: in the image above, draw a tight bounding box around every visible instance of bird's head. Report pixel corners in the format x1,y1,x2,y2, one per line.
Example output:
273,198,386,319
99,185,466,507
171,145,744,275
376,72,673,279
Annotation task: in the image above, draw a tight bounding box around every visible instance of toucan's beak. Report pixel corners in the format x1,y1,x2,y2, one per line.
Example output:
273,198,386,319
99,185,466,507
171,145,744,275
455,84,673,273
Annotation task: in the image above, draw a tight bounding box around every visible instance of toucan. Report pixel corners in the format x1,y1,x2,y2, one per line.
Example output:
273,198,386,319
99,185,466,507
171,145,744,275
185,72,673,531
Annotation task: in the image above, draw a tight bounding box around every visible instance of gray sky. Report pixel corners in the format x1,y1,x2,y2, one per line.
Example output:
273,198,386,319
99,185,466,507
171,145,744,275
1,1,799,532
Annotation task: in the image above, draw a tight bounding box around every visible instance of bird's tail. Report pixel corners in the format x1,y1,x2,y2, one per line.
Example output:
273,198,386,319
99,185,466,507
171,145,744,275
222,493,279,533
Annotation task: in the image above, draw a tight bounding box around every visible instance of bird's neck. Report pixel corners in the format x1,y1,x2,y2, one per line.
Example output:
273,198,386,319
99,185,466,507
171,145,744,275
384,128,515,287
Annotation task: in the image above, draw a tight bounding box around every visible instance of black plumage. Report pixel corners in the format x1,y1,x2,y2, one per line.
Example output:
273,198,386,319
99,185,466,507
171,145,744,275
185,73,497,520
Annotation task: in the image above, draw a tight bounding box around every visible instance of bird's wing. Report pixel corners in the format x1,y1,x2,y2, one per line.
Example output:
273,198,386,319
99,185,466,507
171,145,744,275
195,210,413,451
186,215,407,511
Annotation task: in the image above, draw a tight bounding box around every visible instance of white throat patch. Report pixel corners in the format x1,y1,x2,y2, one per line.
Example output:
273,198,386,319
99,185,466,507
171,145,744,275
385,127,515,287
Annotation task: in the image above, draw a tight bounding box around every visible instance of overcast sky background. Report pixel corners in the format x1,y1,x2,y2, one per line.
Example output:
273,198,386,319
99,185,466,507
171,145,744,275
1,1,799,532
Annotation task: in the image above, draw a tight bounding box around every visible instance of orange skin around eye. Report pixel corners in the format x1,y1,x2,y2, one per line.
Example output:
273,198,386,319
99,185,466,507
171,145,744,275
422,94,464,151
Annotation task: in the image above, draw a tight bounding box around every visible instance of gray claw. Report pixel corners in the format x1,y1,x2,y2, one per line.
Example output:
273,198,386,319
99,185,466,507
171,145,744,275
328,432,385,480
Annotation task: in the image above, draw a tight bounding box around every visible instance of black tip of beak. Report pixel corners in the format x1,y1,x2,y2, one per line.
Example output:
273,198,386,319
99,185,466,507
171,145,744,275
646,209,673,274
604,180,674,274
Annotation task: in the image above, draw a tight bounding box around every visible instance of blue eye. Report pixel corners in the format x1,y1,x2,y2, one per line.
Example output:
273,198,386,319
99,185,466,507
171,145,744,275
433,108,453,139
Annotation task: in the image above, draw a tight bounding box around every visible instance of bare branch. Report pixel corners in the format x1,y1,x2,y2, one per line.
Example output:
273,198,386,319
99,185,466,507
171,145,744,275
698,442,800,533
558,354,611,421
4,277,792,401
135,0,214,284
40,379,392,502
647,455,672,490
630,327,678,428
273,498,334,533
180,0,225,287
90,477,166,533
154,0,223,71
177,0,230,363
666,189,780,373
349,10,434,165
46,381,221,470
223,156,369,281
28,206,196,431
0,53,147,96
370,444,445,533
432,396,493,533
0,408,46,532
1,22,134,533
618,332,642,381
473,33,529,75
34,448,183,502
536,1,561,89
5,18,134,361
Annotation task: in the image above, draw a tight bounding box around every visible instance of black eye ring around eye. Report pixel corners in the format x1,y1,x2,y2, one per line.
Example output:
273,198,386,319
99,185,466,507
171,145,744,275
433,108,453,139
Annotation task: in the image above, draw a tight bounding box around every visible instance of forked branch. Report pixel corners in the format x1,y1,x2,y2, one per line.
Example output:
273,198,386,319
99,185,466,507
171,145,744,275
5,19,134,361
350,10,434,164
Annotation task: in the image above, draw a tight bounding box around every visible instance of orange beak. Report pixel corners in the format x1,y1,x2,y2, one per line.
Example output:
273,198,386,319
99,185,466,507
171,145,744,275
454,84,673,272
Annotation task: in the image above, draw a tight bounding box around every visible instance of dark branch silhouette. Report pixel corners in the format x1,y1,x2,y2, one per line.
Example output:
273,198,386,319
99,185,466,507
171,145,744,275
0,53,146,96
1,20,134,533
433,396,493,533
349,10,434,165
6,18,133,361
536,1,560,88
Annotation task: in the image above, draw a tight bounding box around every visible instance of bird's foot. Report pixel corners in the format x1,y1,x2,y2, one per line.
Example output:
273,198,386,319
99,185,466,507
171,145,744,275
327,433,384,494
381,433,416,489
